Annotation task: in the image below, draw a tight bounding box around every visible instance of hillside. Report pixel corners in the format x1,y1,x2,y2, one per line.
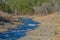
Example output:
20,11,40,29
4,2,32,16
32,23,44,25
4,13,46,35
0,11,18,22
19,12,60,40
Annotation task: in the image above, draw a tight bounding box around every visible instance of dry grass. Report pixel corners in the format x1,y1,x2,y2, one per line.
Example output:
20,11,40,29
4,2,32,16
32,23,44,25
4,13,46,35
0,11,18,22
19,12,60,40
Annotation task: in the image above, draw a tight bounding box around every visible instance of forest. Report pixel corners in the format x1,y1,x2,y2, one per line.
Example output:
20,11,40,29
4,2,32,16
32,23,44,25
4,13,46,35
0,0,60,15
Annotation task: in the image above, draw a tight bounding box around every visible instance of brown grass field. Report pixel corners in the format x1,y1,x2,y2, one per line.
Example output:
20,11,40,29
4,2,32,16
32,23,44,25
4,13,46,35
19,12,60,40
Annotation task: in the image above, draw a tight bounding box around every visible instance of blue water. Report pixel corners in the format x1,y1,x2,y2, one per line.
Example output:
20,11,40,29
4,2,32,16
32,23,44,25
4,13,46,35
0,17,40,40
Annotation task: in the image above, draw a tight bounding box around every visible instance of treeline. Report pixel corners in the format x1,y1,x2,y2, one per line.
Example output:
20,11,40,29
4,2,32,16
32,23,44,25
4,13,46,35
0,0,60,15
0,1,13,14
